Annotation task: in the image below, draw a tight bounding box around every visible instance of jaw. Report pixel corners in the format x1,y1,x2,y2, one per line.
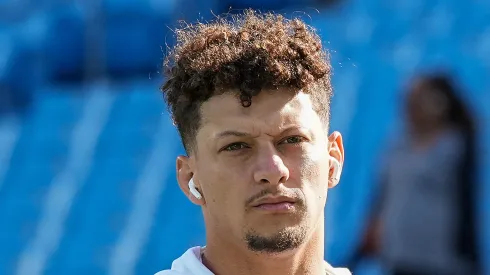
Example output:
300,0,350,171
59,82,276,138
202,213,326,275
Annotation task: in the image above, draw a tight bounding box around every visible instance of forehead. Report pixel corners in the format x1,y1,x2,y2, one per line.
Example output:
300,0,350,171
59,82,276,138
198,89,323,137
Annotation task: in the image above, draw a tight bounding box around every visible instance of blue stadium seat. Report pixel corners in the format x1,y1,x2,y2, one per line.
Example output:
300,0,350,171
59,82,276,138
44,6,87,79
226,0,294,10
0,27,37,112
101,0,177,76
0,0,32,23
0,89,85,274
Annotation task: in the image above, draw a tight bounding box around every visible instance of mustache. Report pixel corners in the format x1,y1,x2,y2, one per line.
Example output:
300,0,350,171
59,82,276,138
245,187,304,206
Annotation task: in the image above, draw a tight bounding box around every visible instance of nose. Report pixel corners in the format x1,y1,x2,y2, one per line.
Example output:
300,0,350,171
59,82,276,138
253,147,290,185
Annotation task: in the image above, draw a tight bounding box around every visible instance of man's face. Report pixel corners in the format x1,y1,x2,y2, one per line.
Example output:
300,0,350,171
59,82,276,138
177,89,343,254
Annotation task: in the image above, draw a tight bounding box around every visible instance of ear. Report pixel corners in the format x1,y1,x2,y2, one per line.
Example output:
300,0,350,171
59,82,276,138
327,131,345,188
176,155,205,206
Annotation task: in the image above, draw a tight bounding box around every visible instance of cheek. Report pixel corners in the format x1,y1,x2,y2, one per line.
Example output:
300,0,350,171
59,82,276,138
201,162,247,220
289,149,330,201
203,172,232,206
296,147,329,184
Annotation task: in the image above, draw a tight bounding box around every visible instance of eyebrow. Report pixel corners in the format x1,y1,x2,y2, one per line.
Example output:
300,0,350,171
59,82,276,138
215,130,251,139
214,126,309,140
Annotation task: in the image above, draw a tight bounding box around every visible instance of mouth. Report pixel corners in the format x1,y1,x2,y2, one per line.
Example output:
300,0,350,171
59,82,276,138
251,196,297,212
254,202,296,211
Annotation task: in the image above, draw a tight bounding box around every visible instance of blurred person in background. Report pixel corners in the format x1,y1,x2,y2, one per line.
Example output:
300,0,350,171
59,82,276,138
156,10,351,275
360,73,481,275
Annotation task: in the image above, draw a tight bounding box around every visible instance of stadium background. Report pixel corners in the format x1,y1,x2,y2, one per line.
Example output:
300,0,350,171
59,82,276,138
0,0,489,274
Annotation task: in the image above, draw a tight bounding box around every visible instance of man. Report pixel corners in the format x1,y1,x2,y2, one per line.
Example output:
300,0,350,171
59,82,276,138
156,10,350,275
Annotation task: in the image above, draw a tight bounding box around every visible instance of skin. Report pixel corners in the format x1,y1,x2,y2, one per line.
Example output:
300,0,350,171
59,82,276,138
175,88,344,275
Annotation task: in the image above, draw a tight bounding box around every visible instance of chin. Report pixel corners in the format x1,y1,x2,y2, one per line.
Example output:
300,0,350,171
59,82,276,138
247,210,306,234
244,224,308,254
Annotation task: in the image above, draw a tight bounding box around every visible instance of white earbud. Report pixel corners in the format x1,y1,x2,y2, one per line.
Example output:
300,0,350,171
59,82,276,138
188,178,202,200
329,156,342,185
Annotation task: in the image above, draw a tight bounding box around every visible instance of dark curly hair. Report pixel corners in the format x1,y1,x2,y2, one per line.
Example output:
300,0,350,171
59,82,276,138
161,10,333,154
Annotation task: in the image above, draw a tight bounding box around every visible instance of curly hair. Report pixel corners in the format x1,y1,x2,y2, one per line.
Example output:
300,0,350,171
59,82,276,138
161,10,333,153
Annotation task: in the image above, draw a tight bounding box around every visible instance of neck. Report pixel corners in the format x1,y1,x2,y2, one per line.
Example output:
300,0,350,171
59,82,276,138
203,223,325,275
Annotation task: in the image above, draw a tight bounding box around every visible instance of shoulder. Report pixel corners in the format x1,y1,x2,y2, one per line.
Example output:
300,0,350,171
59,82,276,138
154,246,209,275
331,267,352,275
438,129,465,149
154,268,187,275
154,270,193,275
325,261,352,275
432,129,466,161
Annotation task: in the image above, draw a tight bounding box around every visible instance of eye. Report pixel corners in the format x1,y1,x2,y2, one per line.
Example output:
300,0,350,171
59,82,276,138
222,142,249,152
280,136,307,145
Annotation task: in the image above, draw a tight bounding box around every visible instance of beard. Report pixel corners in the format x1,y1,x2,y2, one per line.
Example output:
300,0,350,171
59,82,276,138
245,224,307,253
243,187,311,253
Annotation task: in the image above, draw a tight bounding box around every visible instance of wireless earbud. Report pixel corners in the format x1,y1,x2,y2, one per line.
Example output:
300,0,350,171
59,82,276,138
188,178,202,200
329,156,342,186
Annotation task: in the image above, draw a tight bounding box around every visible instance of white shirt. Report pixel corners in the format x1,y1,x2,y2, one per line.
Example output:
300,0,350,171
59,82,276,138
155,246,351,275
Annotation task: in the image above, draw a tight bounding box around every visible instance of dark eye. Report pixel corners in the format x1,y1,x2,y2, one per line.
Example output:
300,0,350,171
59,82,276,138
222,142,249,151
281,136,306,144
